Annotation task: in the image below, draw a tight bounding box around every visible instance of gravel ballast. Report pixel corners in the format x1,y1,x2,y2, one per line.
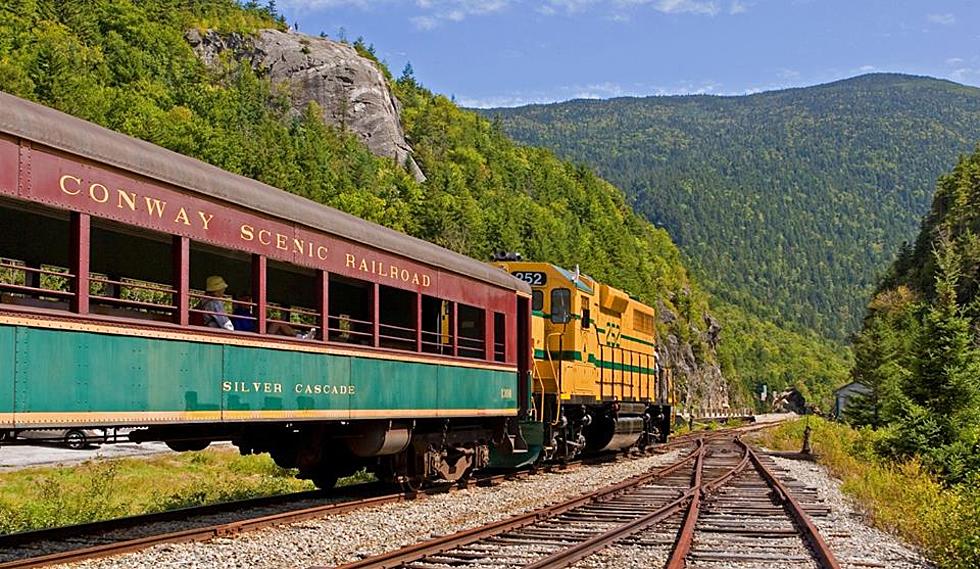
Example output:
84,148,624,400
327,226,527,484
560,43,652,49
770,456,934,569
57,450,683,569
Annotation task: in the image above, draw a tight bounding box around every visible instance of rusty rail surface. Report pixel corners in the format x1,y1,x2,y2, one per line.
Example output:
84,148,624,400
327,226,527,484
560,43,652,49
0,490,415,569
747,445,842,569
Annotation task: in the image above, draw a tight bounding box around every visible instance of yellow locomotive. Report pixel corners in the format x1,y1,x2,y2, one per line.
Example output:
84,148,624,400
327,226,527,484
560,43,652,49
495,258,673,461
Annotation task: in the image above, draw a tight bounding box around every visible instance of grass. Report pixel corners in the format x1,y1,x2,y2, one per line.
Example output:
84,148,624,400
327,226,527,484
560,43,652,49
0,446,371,535
751,417,980,569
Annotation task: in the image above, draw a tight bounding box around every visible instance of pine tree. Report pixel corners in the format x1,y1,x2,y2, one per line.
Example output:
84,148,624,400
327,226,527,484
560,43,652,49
912,234,980,449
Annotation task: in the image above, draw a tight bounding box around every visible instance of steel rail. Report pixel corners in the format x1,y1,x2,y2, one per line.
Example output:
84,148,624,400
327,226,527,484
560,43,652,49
521,444,709,569
663,439,841,569
0,491,414,569
322,440,706,569
663,437,752,569
747,445,842,569
526,438,755,569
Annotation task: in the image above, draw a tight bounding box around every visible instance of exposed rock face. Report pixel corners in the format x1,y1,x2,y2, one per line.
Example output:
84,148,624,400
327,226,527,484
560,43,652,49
657,311,730,414
186,28,425,182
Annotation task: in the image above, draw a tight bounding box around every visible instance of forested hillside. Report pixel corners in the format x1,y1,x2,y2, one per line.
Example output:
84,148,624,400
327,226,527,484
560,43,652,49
849,149,980,485
0,0,849,408
485,77,980,341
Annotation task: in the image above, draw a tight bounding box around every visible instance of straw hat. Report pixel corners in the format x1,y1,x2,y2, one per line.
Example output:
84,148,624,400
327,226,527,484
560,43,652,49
206,275,228,293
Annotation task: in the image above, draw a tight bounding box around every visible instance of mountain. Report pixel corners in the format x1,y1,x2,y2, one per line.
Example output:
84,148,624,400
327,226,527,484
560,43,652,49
483,75,980,342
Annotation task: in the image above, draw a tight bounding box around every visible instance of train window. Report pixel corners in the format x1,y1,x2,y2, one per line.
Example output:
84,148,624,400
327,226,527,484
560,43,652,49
379,285,418,351
421,295,453,355
493,312,506,362
188,242,253,331
89,220,175,322
531,290,543,312
0,200,72,311
266,261,317,339
328,275,373,344
550,288,571,324
457,303,486,359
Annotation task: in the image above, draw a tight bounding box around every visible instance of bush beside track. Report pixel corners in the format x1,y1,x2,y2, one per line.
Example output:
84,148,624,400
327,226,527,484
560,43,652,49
751,417,980,569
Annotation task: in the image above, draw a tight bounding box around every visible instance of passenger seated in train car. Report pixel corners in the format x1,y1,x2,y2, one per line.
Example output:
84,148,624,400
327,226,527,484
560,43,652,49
267,306,316,339
231,294,257,332
200,276,233,330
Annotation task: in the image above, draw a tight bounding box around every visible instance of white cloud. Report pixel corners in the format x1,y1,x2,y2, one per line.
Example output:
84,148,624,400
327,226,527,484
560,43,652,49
927,13,956,25
410,15,439,29
284,0,747,27
946,57,965,66
856,64,877,73
459,79,728,108
651,0,721,16
542,0,603,13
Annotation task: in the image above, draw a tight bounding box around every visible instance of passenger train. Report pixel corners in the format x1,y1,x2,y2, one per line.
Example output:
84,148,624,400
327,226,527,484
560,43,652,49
0,92,671,488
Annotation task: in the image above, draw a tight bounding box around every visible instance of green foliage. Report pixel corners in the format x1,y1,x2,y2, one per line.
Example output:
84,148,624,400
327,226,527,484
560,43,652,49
0,449,313,534
484,75,980,342
850,149,980,486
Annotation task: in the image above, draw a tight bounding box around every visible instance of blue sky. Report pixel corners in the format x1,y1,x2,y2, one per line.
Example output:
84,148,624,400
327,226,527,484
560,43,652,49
276,0,980,107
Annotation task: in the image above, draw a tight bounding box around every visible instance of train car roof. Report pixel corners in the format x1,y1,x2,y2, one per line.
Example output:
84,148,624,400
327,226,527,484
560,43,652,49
0,92,530,294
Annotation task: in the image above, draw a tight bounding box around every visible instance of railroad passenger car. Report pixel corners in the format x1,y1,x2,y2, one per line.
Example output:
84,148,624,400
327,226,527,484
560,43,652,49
494,260,672,461
0,93,533,489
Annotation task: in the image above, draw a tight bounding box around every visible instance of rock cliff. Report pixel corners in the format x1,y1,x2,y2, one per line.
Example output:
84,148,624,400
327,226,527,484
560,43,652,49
656,303,731,414
186,28,425,182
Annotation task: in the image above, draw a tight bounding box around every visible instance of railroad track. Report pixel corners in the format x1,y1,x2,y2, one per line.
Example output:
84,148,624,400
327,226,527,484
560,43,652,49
0,421,787,568
321,433,837,569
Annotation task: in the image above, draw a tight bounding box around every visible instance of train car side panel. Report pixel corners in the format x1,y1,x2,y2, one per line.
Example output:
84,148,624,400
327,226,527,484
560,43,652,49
12,326,223,424
436,365,518,416
6,323,516,426
221,345,352,419
0,135,16,196
0,326,12,428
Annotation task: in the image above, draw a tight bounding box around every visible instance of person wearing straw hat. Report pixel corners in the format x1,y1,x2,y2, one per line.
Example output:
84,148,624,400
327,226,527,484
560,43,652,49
201,275,234,331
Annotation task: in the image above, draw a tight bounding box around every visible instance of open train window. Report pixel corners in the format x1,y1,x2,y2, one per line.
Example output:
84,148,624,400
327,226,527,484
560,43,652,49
328,275,373,344
421,295,453,355
551,288,571,324
531,290,543,311
457,303,486,359
493,312,506,362
266,261,317,339
89,219,175,322
379,285,417,351
188,241,253,331
0,199,72,311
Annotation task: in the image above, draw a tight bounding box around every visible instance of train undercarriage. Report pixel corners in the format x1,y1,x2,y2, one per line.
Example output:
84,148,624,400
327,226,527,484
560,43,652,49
122,400,670,490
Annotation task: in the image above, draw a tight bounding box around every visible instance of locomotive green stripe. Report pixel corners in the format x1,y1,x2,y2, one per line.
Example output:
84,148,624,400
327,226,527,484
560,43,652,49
534,349,656,375
4,325,517,427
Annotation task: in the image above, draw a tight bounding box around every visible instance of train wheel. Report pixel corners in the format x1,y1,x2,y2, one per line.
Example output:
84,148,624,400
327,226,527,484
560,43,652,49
166,440,211,452
400,475,424,493
311,471,338,490
64,430,88,450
